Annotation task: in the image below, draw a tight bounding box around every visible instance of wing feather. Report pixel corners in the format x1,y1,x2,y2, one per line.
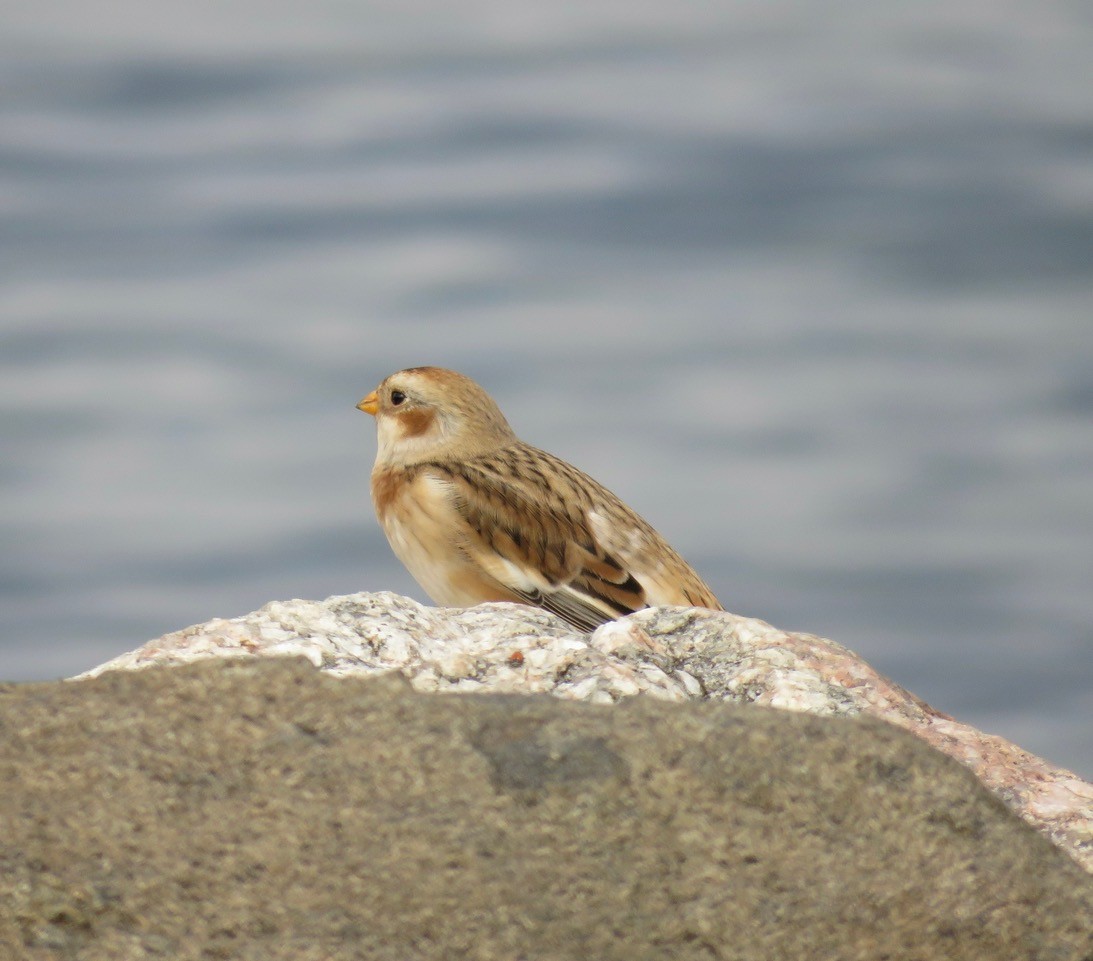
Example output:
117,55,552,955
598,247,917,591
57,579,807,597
425,443,720,632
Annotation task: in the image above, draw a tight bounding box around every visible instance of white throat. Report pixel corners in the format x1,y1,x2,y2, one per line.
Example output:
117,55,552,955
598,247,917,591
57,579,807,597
374,411,451,466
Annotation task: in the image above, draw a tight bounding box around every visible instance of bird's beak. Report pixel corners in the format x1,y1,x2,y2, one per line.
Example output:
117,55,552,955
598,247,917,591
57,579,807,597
356,391,379,416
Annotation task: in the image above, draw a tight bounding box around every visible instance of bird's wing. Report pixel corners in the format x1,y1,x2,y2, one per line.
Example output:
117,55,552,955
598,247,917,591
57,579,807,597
429,446,654,632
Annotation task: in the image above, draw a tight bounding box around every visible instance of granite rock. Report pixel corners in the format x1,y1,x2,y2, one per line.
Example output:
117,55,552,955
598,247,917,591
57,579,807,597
3,658,1092,960
82,591,1093,872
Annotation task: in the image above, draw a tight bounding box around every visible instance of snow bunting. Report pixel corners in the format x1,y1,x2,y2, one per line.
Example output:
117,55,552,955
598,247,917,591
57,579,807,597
357,367,722,632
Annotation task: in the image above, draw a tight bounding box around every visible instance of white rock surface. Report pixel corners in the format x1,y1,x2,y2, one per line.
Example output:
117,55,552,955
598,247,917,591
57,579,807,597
81,591,1093,871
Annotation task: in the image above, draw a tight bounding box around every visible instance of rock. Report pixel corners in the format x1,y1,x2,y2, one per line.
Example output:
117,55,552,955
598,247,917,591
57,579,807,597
81,591,1093,873
3,658,1092,960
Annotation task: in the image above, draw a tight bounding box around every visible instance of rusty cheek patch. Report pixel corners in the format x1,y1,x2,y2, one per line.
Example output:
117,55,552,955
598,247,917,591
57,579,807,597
397,408,437,439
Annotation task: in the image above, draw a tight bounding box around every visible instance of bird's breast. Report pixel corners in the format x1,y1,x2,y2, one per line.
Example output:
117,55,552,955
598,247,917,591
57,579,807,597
371,466,481,606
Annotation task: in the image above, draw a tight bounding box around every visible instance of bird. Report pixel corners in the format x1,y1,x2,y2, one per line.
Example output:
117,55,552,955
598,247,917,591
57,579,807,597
357,366,722,632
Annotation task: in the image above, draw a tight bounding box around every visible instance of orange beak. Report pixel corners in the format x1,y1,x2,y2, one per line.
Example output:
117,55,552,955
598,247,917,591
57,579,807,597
356,390,379,415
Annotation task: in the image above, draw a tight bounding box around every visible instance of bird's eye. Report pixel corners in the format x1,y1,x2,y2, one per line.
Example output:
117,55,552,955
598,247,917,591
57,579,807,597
390,390,407,406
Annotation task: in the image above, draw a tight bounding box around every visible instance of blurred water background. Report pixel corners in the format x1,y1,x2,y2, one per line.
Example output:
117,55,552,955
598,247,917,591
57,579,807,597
2,2,1091,776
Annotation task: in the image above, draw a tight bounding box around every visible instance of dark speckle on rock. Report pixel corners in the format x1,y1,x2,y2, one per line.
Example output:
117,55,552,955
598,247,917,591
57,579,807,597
472,721,630,798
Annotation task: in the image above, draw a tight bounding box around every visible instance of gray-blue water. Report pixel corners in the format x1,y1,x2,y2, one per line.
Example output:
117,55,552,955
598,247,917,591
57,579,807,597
2,3,1091,777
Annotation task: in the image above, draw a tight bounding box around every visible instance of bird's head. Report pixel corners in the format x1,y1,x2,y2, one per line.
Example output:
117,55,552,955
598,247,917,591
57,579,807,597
358,366,518,466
